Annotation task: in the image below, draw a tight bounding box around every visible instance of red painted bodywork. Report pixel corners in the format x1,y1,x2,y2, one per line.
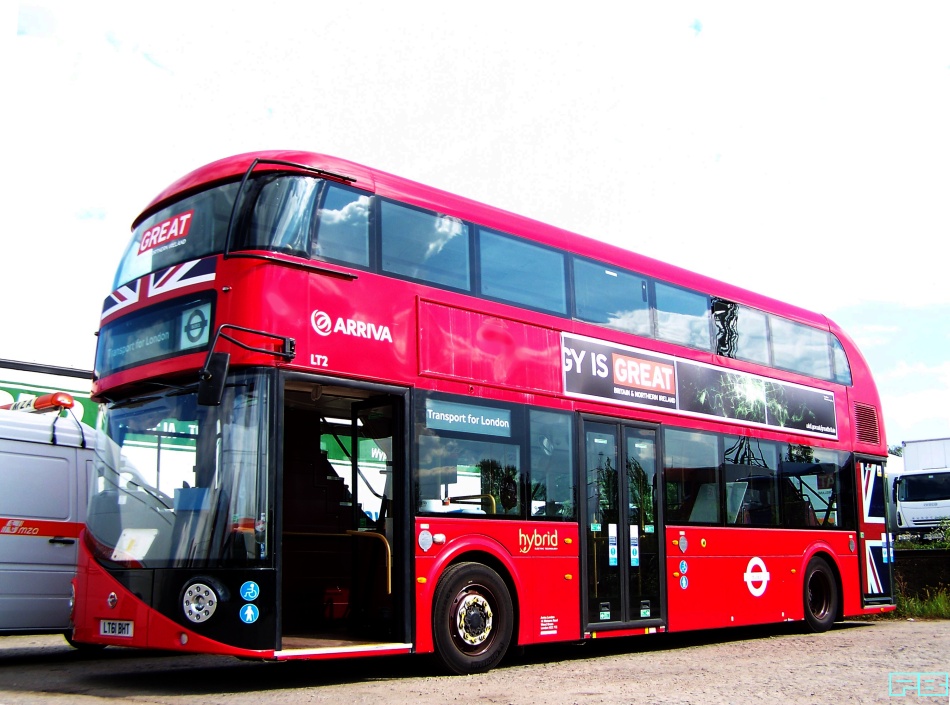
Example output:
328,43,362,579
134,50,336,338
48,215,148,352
412,518,581,653
81,150,892,660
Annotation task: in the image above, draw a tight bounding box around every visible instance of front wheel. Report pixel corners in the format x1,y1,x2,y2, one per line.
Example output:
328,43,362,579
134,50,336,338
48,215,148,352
64,630,106,651
802,557,838,632
432,562,514,675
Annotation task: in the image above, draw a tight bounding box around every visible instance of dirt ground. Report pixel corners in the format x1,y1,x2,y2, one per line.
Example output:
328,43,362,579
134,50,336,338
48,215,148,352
0,619,947,704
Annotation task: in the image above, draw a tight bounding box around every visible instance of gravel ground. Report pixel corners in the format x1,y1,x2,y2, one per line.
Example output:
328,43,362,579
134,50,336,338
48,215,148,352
0,619,947,704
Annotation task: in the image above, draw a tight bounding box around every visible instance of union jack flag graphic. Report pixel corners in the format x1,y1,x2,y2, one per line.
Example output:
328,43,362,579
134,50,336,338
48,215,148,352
864,539,892,596
147,258,217,298
101,281,140,320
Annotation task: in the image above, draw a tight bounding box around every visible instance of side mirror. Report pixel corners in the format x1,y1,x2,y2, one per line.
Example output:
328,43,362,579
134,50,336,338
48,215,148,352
198,352,230,406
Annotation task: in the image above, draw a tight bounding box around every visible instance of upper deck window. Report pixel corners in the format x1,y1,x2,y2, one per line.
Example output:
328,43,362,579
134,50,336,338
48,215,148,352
381,200,471,290
771,316,832,380
713,299,770,366
573,258,651,336
831,336,853,386
312,183,371,267
479,228,567,315
243,174,319,257
655,282,711,351
242,176,371,267
115,182,239,289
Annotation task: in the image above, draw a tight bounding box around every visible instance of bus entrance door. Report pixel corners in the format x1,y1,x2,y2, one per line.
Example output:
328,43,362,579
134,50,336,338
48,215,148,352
582,420,664,631
279,385,407,653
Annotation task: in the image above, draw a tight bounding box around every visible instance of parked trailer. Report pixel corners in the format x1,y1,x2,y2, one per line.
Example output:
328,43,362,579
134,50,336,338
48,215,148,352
895,439,950,539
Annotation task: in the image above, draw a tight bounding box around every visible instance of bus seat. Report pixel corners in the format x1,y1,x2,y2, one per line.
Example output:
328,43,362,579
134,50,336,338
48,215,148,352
785,499,819,527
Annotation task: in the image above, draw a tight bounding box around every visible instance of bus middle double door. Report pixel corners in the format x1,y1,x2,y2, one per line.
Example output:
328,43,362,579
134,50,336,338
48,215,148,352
582,420,664,630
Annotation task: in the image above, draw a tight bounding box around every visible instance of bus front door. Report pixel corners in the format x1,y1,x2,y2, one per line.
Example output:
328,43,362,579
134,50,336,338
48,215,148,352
582,420,664,630
279,385,407,650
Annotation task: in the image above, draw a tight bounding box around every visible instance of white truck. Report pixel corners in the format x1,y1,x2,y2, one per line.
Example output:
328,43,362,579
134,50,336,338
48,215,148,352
894,438,950,540
0,393,95,643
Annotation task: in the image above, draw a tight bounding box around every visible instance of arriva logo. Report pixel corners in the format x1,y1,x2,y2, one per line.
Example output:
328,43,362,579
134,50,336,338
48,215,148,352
519,528,558,553
311,310,393,343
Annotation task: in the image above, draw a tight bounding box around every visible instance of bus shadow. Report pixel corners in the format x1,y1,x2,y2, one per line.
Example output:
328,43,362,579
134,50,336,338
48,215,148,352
0,641,183,668
520,619,875,665
64,621,880,698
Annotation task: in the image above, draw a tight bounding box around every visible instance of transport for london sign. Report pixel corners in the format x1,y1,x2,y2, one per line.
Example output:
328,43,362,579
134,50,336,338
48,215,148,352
561,332,837,439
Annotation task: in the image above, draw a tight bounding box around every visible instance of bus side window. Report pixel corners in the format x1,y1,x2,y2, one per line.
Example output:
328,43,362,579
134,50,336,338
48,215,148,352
664,429,720,524
415,434,522,516
722,438,779,527
529,410,575,520
780,447,843,528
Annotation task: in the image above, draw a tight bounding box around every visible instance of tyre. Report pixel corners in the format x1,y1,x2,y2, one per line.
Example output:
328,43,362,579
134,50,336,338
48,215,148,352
64,630,106,651
432,562,514,675
802,557,838,632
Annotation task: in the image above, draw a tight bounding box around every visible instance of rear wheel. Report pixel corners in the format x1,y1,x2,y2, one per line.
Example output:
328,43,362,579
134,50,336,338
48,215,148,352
432,562,513,675
803,557,838,632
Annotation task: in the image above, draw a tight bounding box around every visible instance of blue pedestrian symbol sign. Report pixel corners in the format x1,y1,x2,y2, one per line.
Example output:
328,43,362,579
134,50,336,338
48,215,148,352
240,604,259,624
240,581,260,601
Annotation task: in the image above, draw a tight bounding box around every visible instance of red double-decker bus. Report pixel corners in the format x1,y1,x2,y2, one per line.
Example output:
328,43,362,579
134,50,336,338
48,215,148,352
71,151,894,674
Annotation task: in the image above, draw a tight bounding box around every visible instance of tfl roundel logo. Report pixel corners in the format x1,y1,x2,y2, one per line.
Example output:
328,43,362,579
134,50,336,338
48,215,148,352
311,310,333,336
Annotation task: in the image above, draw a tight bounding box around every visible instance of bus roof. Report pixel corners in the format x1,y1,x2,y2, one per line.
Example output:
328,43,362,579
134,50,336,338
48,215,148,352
140,149,837,334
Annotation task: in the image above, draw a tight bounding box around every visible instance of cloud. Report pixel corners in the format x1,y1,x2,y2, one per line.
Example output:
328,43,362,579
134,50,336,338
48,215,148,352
883,386,950,444
885,360,950,383
844,324,900,351
16,4,55,36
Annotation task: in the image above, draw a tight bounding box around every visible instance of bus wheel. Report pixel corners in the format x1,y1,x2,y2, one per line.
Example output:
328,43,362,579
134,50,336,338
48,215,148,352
803,557,838,632
64,631,106,651
432,562,513,675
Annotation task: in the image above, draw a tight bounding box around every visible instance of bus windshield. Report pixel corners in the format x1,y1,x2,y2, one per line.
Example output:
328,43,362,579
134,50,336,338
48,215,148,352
86,370,272,568
112,173,371,289
898,472,950,502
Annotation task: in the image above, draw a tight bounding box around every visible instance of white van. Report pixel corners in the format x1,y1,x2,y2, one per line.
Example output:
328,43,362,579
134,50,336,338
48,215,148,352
0,395,95,641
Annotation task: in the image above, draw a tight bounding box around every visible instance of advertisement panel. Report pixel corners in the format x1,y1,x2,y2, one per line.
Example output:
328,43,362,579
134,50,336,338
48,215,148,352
561,332,836,438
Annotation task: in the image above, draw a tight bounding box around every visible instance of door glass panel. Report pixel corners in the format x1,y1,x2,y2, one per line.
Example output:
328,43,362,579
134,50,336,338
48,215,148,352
626,428,659,619
859,460,893,601
585,423,620,623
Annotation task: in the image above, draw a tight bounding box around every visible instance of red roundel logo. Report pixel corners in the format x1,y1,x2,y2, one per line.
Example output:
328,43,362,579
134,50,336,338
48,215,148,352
311,310,332,336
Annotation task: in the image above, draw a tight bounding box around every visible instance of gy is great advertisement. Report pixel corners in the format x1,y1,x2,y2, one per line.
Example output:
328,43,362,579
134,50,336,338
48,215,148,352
561,332,837,439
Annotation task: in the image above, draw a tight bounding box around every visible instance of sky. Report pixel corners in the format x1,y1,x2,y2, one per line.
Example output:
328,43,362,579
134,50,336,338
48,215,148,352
4,2,950,447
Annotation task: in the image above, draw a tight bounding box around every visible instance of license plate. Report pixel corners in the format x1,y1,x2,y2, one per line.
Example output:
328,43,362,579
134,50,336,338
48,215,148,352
99,619,134,637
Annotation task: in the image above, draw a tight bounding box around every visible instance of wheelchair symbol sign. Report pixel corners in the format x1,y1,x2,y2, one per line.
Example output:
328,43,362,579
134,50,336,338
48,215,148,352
240,581,260,601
